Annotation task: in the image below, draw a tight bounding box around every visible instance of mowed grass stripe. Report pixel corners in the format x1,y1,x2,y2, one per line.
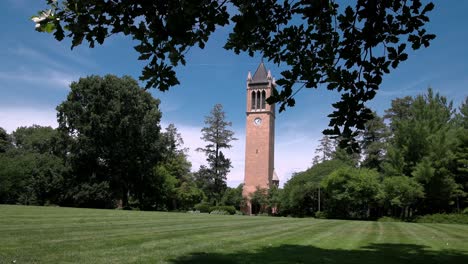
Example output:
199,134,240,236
34,217,321,263
410,223,468,250
132,220,341,263
299,220,358,248
396,222,442,249
1,205,468,264
2,212,316,262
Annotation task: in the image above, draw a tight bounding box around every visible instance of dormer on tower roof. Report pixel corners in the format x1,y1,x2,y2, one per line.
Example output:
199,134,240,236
251,62,269,83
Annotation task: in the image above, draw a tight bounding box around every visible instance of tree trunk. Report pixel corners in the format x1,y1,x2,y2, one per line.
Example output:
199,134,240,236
122,185,128,208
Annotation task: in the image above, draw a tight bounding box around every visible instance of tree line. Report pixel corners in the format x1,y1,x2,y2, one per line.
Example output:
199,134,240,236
251,89,468,219
2,78,466,219
0,75,237,211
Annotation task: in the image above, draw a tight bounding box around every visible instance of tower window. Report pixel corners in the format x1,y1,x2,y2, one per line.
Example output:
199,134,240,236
251,91,256,110
256,90,261,110
261,90,266,110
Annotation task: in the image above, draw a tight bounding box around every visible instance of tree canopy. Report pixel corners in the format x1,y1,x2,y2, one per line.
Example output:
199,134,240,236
57,75,163,208
33,0,435,149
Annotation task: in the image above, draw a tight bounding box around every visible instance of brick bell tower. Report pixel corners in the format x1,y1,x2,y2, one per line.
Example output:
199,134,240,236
242,62,277,215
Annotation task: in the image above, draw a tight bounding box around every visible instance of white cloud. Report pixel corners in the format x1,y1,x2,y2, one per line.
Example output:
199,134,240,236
0,106,58,133
0,107,319,188
167,122,320,188
0,68,76,89
379,74,440,97
11,46,68,71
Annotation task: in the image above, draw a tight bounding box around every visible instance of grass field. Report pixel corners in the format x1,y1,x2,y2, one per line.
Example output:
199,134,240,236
1,205,467,264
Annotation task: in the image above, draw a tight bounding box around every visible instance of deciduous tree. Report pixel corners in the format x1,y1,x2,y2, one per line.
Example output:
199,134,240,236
57,75,163,208
33,0,436,148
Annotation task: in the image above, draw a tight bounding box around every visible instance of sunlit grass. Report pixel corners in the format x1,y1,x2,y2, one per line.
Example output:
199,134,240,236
0,205,467,263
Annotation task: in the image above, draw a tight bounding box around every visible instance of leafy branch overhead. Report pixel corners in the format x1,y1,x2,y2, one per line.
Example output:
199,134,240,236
33,0,435,150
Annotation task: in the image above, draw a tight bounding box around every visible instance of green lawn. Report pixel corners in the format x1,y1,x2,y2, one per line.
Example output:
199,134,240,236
0,205,467,263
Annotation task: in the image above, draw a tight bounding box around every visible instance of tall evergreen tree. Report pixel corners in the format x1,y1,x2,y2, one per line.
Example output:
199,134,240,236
453,97,468,209
384,89,461,213
314,136,335,163
361,113,390,171
384,96,414,131
196,104,237,204
0,127,11,153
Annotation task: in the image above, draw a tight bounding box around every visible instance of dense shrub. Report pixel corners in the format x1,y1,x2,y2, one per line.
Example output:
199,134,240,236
281,159,348,217
194,202,212,213
210,205,236,215
209,210,230,215
414,213,468,225
463,208,468,215
314,211,327,219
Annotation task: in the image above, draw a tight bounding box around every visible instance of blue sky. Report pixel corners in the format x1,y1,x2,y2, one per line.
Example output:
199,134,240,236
1,1,467,186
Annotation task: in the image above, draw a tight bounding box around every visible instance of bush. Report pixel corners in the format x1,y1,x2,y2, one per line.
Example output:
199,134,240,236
377,216,402,222
462,208,468,215
210,210,230,215
414,213,468,225
315,211,327,219
194,202,211,213
235,210,244,215
210,205,236,215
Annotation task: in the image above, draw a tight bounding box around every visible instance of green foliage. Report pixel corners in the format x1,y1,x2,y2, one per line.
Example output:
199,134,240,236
314,211,327,219
313,136,335,164
209,210,230,215
35,1,436,147
384,89,464,213
0,127,11,153
282,159,348,216
57,75,163,209
194,202,212,213
209,206,236,215
321,167,381,219
0,126,68,206
380,176,425,209
250,187,269,215
196,104,236,204
67,181,115,209
12,125,59,154
414,213,468,225
228,1,435,148
361,113,390,171
221,184,243,210
175,182,205,211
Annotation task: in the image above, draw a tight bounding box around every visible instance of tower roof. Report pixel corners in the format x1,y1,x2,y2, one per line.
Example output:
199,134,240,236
272,170,279,182
251,62,269,83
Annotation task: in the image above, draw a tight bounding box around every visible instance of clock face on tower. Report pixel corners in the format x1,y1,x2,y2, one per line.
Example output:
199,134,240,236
254,117,262,126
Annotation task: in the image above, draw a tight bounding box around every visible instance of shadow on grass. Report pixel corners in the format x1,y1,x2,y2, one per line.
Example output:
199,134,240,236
170,243,467,264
